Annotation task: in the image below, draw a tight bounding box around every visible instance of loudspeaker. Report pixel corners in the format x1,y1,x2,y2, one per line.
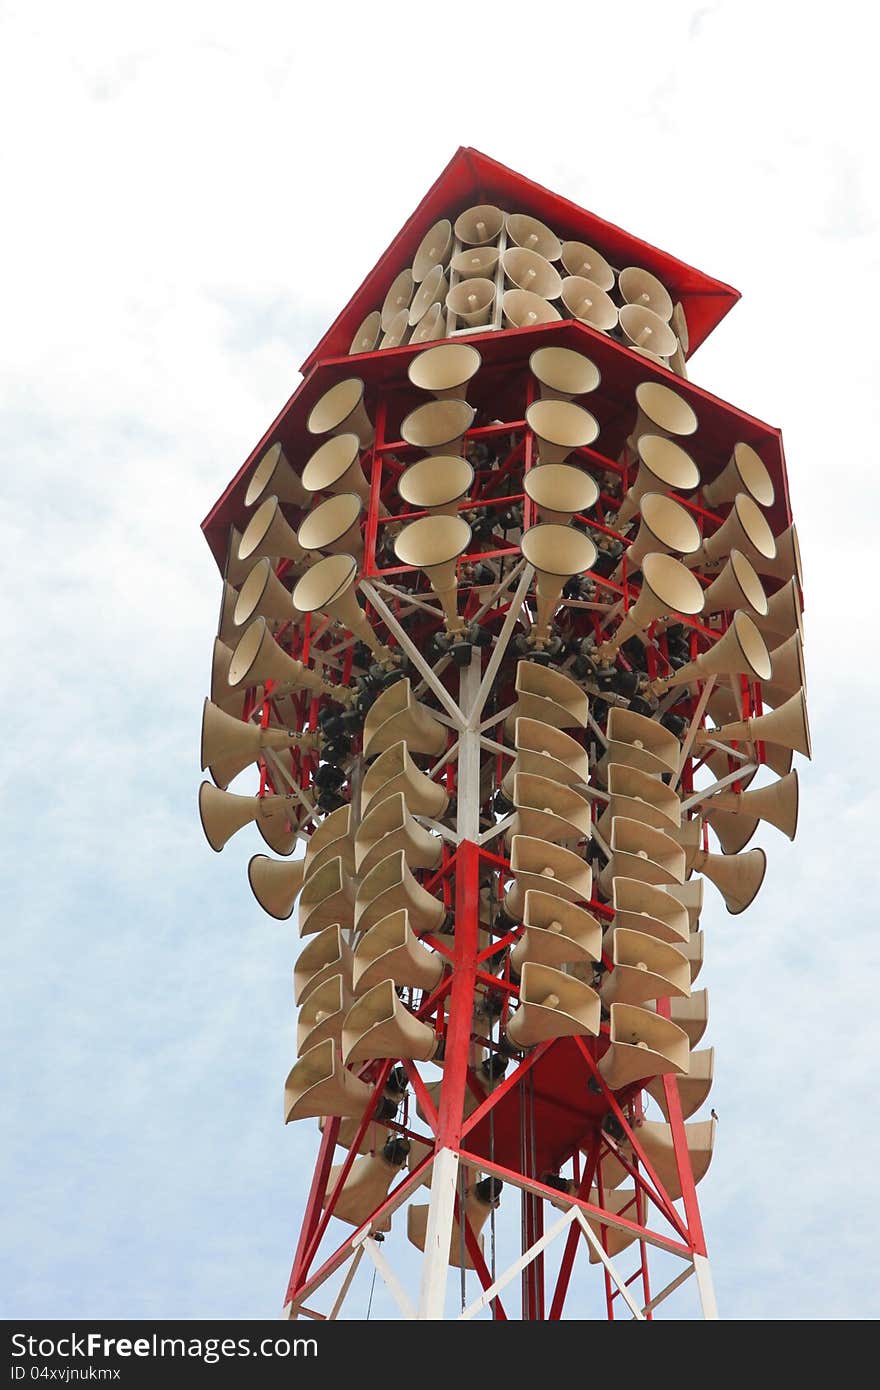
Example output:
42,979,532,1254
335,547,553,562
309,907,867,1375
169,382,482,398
408,342,482,400
502,718,589,796
506,212,561,260
379,309,410,350
597,761,682,837
695,688,811,760
709,768,799,841
210,638,247,717
520,522,597,642
354,849,445,938
506,962,600,1047
685,936,709,986
295,924,353,1006
233,557,297,628
393,514,473,635
598,1002,689,1090
671,301,690,353
611,877,689,945
753,575,803,644
381,269,415,330
342,978,440,1065
292,553,391,664
618,266,673,321
303,805,355,880
667,814,704,872
324,1141,410,1230
454,203,504,245
297,492,363,559
503,835,593,919
284,1038,373,1123
510,890,602,972
523,463,599,524
597,553,704,660
624,382,699,460
763,631,806,705
754,522,803,587
702,549,768,620
631,1117,716,1200
597,707,681,782
352,908,444,995
201,698,308,789
408,265,449,328
307,378,374,447
618,304,677,358
410,302,446,344
560,239,615,290
691,845,767,914
246,852,307,920
408,1181,501,1268
686,493,777,573
659,878,703,930
411,218,452,282
502,247,562,300
361,740,449,818
223,527,252,588
600,928,690,1006
302,433,375,507
529,346,601,402
198,781,294,854
400,399,475,457
397,455,474,517
508,772,592,846
349,310,382,355
702,442,775,509
297,973,352,1055
451,245,500,280
505,659,589,733
244,442,308,509
704,803,759,856
560,276,618,331
227,616,338,697
447,278,496,326
615,492,701,574
501,289,562,327
646,1047,713,1121
362,677,447,760
354,791,442,877
216,581,241,646
298,855,357,936
597,817,686,895
238,496,306,566
615,433,701,527
654,609,771,689
642,987,708,1047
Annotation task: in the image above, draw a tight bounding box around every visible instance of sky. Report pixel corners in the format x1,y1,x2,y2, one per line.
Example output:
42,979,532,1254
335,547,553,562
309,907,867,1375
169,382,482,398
1,0,877,1321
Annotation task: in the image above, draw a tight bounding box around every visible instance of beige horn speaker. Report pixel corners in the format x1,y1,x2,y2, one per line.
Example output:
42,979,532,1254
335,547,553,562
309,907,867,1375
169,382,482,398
506,963,600,1048
408,1180,501,1268
597,762,682,837
223,526,254,588
692,845,767,914
560,240,615,290
671,301,690,354
625,381,699,461
709,769,799,841
508,772,592,846
292,553,392,665
610,877,689,945
503,835,593,919
303,805,355,880
284,1037,373,1123
451,245,500,280
200,698,309,789
659,878,703,931
233,557,299,629
198,782,292,853
323,1139,410,1230
354,790,442,878
393,514,473,635
652,609,772,691
633,1117,716,1200
646,1047,714,1120
754,522,803,587
244,442,308,509
704,804,759,856
595,553,704,661
400,399,475,458
247,853,307,920
520,522,597,644
227,616,341,697
613,492,701,577
503,718,589,794
501,288,562,327
297,492,363,559
597,817,686,896
523,463,599,525
763,631,806,705
307,378,374,448
703,442,775,510
410,302,446,344
618,266,674,321
361,740,449,818
398,455,474,517
702,549,769,621
297,973,352,1055
342,978,440,1065
753,575,803,644
238,496,307,566
381,270,414,331
506,211,561,259
411,219,452,282
694,688,812,760
686,493,777,573
598,1003,690,1091
454,203,504,245
408,343,482,402
447,278,496,327
560,276,618,331
362,677,447,760
596,706,681,782
298,855,357,937
302,432,382,511
354,849,445,938
618,304,677,358
615,433,701,527
295,924,353,1007
210,638,246,717
505,659,589,733
348,310,382,356
379,308,410,350
529,346,601,402
352,908,444,996
216,581,241,646
502,247,562,300
600,928,691,1006
510,890,602,972
408,265,449,328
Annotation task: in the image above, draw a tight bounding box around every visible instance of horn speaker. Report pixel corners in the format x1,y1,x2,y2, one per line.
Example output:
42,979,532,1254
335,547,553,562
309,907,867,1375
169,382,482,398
611,876,689,945
410,302,446,344
408,265,449,327
506,963,600,1047
763,632,806,705
297,492,363,559
685,493,777,572
248,853,307,920
598,1003,690,1090
295,924,353,1006
597,553,704,659
597,707,681,781
227,616,339,697
615,492,701,574
302,433,376,508
238,496,307,566
503,718,589,794
362,677,447,760
200,698,306,788
618,304,677,357
379,309,410,350
618,266,673,321
447,278,496,326
352,909,444,996
510,890,602,972
753,575,803,644
354,791,442,877
292,553,392,664
408,1182,501,1269
324,1141,410,1230
508,772,592,846
348,310,382,356
407,342,482,400
703,442,775,509
303,805,355,880
454,204,504,245
307,378,374,447
198,782,293,854
695,688,811,760
411,219,452,282
361,740,449,818
600,928,690,1006
506,212,561,260
625,382,698,460
393,514,472,634
529,346,601,401
523,463,599,525
398,455,474,516
284,1037,373,1123
597,817,687,895
233,556,298,628
615,433,701,527
502,247,562,300
503,835,592,919
709,768,798,841
702,549,769,620
400,399,475,457
692,845,767,914
501,289,561,327
451,246,500,280
381,270,414,329
342,978,440,1064
654,609,772,689
560,240,615,290
754,522,803,587
646,1048,714,1121
631,1118,716,1200
520,523,597,642
244,442,308,509
354,849,445,938
505,659,589,732
297,973,352,1054
298,855,357,936
597,762,682,836
560,276,618,331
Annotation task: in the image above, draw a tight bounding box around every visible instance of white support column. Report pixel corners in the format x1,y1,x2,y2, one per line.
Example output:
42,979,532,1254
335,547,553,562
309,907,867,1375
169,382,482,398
416,1146,461,1320
693,1253,719,1320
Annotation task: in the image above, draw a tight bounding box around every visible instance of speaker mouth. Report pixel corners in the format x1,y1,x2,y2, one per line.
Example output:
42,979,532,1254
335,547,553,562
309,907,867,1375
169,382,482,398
380,309,409,349
302,433,361,495
732,442,775,508
619,304,677,357
394,514,473,570
561,276,618,331
521,522,598,578
245,443,283,508
407,342,482,396
731,611,773,682
733,493,777,562
502,289,561,328
412,218,452,283
506,212,562,262
526,400,600,453
524,463,599,518
634,382,698,438
234,557,272,627
635,493,702,558
238,496,279,561
293,554,358,615
618,266,674,322
227,618,268,689
297,492,363,554
454,203,504,245
729,549,769,616
636,435,701,492
452,246,500,280
410,303,445,343
381,270,415,330
349,310,381,356
400,399,475,452
447,278,496,324
529,346,601,398
502,247,563,300
640,552,706,618
398,456,474,512
408,265,448,327
560,240,615,291
307,378,366,436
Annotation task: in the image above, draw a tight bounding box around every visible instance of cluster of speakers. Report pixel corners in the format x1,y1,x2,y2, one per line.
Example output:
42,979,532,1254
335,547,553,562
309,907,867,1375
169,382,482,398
349,204,688,374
